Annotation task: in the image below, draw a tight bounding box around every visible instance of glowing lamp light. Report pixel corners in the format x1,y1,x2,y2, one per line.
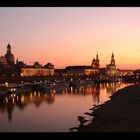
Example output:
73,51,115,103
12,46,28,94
53,90,56,93
10,88,16,92
5,82,8,87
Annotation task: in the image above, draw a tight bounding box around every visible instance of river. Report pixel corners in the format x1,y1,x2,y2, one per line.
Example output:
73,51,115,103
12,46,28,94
0,82,134,132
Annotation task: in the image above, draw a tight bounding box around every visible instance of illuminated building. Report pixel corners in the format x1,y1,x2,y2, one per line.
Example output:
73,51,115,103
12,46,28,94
0,43,55,77
63,54,100,76
21,62,54,76
91,53,100,73
118,69,134,76
106,53,118,77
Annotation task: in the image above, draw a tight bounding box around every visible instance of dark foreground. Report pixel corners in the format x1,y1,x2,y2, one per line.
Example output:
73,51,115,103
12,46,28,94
77,84,140,132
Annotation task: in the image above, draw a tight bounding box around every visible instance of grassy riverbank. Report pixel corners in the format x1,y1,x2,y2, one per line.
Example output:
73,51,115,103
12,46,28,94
77,84,140,132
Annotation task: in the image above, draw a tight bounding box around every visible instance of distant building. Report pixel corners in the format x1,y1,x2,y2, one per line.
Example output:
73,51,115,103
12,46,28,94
0,44,16,76
100,68,108,79
54,69,66,76
118,69,134,76
20,62,54,76
57,54,100,76
65,66,94,76
5,44,15,66
0,56,7,65
0,43,55,77
106,53,118,77
34,61,42,68
85,66,96,75
16,59,26,68
91,53,100,74
44,63,54,69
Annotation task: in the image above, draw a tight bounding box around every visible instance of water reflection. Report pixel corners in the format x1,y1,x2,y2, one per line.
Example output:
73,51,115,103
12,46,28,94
92,84,100,105
0,91,56,122
0,82,134,130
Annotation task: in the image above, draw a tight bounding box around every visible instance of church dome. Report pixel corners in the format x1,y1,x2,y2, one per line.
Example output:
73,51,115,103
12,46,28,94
5,44,15,65
34,61,41,68
44,63,54,69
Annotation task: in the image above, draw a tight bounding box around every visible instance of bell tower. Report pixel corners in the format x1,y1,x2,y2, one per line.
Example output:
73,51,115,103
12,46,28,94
111,52,115,66
96,53,100,69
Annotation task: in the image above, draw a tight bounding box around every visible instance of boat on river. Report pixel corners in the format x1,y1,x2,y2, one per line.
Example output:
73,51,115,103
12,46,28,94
0,84,32,95
6,86,32,94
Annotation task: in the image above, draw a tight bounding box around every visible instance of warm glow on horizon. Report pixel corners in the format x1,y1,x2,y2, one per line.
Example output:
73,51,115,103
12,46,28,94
0,7,140,70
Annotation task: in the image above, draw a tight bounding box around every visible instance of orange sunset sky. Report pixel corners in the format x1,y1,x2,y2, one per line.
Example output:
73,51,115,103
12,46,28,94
0,7,140,70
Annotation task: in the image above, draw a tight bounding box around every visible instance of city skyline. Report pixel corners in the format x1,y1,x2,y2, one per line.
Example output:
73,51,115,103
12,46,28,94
0,7,140,69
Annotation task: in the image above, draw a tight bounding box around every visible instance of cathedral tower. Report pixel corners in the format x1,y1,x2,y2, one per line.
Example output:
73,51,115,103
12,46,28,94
111,52,115,66
95,53,100,69
106,52,117,77
91,53,100,74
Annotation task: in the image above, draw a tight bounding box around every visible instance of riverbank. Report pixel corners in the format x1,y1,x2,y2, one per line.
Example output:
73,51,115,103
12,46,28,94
77,83,140,132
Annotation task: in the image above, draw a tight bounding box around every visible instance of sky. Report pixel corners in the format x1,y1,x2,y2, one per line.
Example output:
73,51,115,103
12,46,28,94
0,7,140,70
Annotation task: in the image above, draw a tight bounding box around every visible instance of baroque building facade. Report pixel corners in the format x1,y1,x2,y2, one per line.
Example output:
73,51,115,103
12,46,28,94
20,62,54,76
91,53,100,74
0,44,15,76
106,53,118,77
60,54,100,76
0,44,54,77
5,44,15,66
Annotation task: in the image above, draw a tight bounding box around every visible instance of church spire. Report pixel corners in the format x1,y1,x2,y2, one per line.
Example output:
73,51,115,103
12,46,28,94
111,52,115,65
16,58,19,65
111,52,114,60
96,53,99,61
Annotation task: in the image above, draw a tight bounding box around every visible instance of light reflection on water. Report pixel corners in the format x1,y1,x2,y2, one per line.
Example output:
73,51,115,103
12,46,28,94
0,82,134,132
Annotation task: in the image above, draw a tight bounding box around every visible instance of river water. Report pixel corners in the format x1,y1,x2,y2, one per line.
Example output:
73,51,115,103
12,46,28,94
0,82,134,132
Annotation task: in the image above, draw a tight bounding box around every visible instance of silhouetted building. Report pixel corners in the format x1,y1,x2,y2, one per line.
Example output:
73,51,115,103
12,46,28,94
65,66,94,76
0,44,16,76
16,60,26,68
34,61,42,68
54,69,66,76
0,56,7,65
65,54,100,76
44,63,54,69
5,44,15,66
